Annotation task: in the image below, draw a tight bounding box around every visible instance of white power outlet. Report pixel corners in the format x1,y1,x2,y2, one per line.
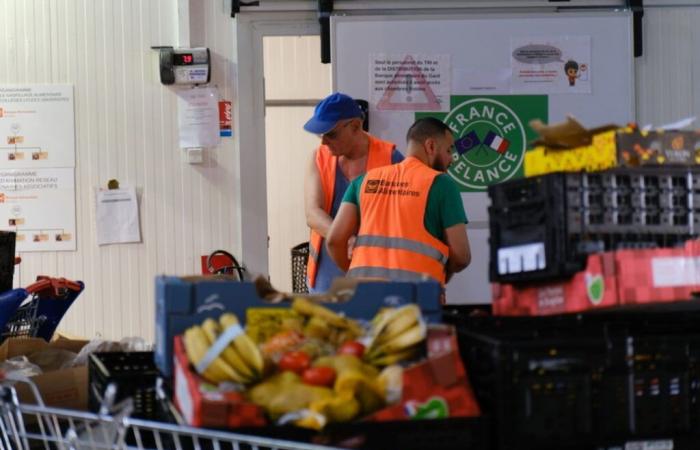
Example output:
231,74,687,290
185,147,203,164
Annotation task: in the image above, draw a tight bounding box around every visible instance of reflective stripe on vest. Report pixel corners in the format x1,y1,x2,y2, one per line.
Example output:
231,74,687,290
347,266,435,283
306,134,396,288
348,157,449,285
354,235,448,265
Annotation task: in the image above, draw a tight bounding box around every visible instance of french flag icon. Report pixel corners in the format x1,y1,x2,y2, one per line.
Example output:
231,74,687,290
483,131,510,154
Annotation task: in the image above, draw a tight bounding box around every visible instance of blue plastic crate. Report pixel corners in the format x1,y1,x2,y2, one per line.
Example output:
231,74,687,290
154,276,442,377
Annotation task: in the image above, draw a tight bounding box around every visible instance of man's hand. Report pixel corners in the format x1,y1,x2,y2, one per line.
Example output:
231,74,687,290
326,203,359,272
347,235,356,260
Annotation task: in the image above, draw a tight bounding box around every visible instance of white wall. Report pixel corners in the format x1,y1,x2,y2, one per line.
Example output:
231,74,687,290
635,6,700,126
0,0,239,341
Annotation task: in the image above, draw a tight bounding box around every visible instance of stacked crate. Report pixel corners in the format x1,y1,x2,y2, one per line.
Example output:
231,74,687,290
489,167,700,284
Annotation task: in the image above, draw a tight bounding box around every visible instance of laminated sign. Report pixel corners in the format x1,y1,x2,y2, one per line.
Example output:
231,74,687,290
418,95,547,192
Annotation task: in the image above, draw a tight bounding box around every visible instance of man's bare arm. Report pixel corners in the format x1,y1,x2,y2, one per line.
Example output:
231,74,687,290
304,150,333,238
326,203,359,272
443,223,471,282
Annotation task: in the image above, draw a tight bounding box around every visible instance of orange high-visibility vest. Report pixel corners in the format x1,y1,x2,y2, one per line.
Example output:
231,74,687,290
307,134,395,289
348,156,449,285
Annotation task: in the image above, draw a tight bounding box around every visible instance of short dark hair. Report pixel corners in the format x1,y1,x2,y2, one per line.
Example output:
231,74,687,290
406,117,451,143
564,60,579,71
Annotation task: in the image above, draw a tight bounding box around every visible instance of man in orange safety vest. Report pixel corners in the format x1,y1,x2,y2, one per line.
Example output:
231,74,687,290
303,93,403,292
326,117,471,290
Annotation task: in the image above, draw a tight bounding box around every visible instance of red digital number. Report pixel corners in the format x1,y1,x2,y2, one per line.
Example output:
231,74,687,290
183,54,193,64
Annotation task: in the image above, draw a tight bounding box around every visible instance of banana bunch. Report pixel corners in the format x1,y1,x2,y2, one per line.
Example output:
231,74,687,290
183,312,265,385
364,304,426,366
291,297,362,347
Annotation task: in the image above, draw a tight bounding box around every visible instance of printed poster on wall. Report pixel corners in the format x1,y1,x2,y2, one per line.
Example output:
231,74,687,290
0,167,76,251
510,36,591,94
417,95,548,192
370,53,450,112
0,85,75,168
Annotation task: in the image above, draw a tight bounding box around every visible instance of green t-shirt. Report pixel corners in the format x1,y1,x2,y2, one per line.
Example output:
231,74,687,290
342,172,468,242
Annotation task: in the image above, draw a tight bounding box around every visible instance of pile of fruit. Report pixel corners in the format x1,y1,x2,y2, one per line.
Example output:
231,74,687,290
182,299,427,428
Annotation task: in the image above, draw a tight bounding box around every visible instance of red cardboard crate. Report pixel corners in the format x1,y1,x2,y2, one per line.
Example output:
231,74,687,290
616,239,700,305
173,336,267,428
492,252,618,316
174,326,480,430
369,325,481,421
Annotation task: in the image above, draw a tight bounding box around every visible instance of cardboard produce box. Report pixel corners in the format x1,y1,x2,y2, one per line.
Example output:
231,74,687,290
0,337,89,410
173,325,480,429
492,252,618,316
524,117,700,177
155,275,442,377
615,239,700,305
493,240,700,316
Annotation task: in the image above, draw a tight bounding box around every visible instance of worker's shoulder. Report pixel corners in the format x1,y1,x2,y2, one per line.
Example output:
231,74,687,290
431,173,461,195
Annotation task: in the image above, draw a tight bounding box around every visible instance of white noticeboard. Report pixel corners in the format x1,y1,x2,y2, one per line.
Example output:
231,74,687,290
0,85,76,251
0,168,76,251
332,12,634,304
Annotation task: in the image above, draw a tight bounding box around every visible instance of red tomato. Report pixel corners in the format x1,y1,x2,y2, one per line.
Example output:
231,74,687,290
278,351,311,375
338,341,365,358
302,366,337,387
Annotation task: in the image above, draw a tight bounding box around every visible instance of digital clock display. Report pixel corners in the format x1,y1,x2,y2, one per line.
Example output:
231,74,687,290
174,53,194,65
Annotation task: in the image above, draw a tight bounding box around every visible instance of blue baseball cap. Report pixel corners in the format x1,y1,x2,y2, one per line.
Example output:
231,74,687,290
303,92,363,135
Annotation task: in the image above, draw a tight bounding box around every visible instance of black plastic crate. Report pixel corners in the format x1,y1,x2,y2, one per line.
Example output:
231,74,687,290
0,231,16,294
456,318,609,450
88,351,159,419
488,167,700,283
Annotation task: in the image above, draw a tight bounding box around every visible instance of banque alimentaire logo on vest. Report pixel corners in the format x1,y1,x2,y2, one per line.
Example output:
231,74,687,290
444,98,527,191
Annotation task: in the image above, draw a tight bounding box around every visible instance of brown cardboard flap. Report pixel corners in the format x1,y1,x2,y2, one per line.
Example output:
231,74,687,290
530,116,619,149
0,337,89,360
0,337,90,410
13,366,88,410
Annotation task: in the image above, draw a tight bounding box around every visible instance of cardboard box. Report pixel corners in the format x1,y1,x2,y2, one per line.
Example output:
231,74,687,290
492,252,619,316
616,239,700,305
617,128,700,166
493,241,700,316
0,337,89,410
155,276,442,377
173,336,267,428
524,117,700,177
174,326,480,429
369,325,481,422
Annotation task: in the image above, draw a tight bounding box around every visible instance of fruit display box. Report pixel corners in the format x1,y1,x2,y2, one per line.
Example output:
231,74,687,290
155,276,442,377
493,239,700,316
173,325,480,429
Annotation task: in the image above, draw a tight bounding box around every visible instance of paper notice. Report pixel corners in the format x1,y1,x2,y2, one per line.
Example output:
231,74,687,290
96,188,141,245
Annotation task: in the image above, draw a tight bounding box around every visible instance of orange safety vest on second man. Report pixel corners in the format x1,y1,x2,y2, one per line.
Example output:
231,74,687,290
348,157,449,285
306,134,395,289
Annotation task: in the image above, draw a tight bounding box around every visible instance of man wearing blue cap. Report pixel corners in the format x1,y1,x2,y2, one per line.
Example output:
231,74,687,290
303,92,403,292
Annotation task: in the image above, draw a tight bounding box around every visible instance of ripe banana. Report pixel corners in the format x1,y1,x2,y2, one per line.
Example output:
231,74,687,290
372,322,426,355
374,304,421,346
201,318,256,382
292,297,363,336
367,344,422,367
183,325,241,384
220,313,265,377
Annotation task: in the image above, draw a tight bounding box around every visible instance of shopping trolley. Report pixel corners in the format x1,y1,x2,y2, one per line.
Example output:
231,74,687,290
0,276,84,343
0,376,343,450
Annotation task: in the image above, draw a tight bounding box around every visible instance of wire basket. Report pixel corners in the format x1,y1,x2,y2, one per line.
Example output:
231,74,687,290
1,296,46,341
291,242,309,294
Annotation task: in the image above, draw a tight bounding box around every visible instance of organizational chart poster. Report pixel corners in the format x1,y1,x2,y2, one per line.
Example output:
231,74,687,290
0,85,76,251
0,85,75,168
0,168,76,251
